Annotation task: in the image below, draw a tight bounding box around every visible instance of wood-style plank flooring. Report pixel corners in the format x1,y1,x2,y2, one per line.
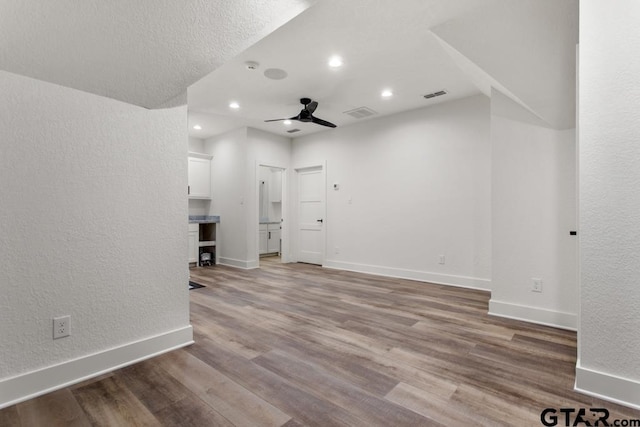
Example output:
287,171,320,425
2,257,640,426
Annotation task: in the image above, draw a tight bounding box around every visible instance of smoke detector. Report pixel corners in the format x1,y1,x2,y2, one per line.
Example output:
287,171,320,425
245,61,260,70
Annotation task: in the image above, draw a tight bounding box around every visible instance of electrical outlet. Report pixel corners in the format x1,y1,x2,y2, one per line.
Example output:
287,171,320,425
438,255,445,265
531,278,543,293
53,315,70,339
334,246,340,254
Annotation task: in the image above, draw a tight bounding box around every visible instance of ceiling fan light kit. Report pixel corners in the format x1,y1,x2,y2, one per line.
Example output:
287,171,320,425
265,98,337,128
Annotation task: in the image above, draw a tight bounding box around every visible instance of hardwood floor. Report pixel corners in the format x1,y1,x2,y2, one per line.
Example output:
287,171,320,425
3,260,639,426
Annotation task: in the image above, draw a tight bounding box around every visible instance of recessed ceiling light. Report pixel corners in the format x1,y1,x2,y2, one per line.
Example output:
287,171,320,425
283,120,292,125
193,124,202,130
229,101,240,109
328,56,343,68
381,89,393,98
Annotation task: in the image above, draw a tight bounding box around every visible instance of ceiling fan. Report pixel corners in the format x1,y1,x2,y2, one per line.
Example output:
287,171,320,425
265,97,337,128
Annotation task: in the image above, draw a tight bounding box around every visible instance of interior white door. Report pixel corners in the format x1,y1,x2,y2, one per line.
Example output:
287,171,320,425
297,166,324,265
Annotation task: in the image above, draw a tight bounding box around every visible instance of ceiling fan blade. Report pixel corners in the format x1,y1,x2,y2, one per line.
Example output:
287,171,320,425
265,115,299,123
311,116,337,128
306,101,318,114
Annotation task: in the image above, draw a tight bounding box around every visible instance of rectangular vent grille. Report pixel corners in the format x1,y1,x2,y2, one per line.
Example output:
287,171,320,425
287,128,301,133
343,106,378,119
423,90,448,99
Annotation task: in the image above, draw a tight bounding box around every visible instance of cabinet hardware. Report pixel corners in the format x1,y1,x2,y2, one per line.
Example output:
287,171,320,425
268,232,271,239
188,185,190,195
317,219,323,223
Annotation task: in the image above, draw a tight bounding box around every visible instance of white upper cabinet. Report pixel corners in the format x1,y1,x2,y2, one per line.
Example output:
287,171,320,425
188,152,212,199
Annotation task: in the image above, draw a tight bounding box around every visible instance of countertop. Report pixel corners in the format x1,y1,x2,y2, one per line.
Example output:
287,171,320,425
189,215,220,224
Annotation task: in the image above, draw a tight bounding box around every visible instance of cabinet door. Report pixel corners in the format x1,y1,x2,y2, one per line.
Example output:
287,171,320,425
188,230,198,264
267,224,281,253
188,156,211,199
259,224,268,254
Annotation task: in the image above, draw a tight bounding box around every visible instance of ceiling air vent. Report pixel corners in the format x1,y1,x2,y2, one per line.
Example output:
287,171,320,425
423,90,448,100
287,128,301,133
343,106,378,119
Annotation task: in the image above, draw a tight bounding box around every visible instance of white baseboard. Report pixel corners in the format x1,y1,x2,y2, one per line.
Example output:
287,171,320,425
0,325,193,410
488,299,577,330
218,257,258,269
323,259,491,291
575,361,640,410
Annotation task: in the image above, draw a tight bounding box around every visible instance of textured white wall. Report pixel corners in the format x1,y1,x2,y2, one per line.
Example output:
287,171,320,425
0,72,190,379
579,1,640,382
490,90,577,328
291,95,491,288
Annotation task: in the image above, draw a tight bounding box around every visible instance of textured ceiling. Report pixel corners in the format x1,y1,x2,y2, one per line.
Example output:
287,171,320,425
0,0,315,108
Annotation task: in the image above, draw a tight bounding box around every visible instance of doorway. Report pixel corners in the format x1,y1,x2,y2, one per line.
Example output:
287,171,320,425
258,165,284,266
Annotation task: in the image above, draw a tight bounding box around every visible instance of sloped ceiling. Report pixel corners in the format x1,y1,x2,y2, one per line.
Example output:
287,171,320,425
431,0,579,129
0,0,315,108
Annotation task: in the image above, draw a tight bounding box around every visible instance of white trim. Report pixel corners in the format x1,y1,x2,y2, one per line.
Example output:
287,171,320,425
218,257,258,269
293,162,327,266
323,259,491,291
255,161,288,265
187,151,213,160
488,299,577,330
575,362,640,410
0,325,193,410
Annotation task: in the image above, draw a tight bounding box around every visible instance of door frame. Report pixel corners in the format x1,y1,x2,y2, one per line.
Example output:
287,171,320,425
255,161,288,264
292,162,327,265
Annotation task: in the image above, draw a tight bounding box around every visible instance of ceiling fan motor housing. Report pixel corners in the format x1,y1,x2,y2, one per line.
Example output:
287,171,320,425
265,97,336,128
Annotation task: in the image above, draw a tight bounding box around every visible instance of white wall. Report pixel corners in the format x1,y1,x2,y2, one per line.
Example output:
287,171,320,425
189,136,204,153
0,71,192,408
291,95,491,289
188,137,205,153
489,89,578,330
204,127,291,268
576,0,640,409
205,128,249,268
